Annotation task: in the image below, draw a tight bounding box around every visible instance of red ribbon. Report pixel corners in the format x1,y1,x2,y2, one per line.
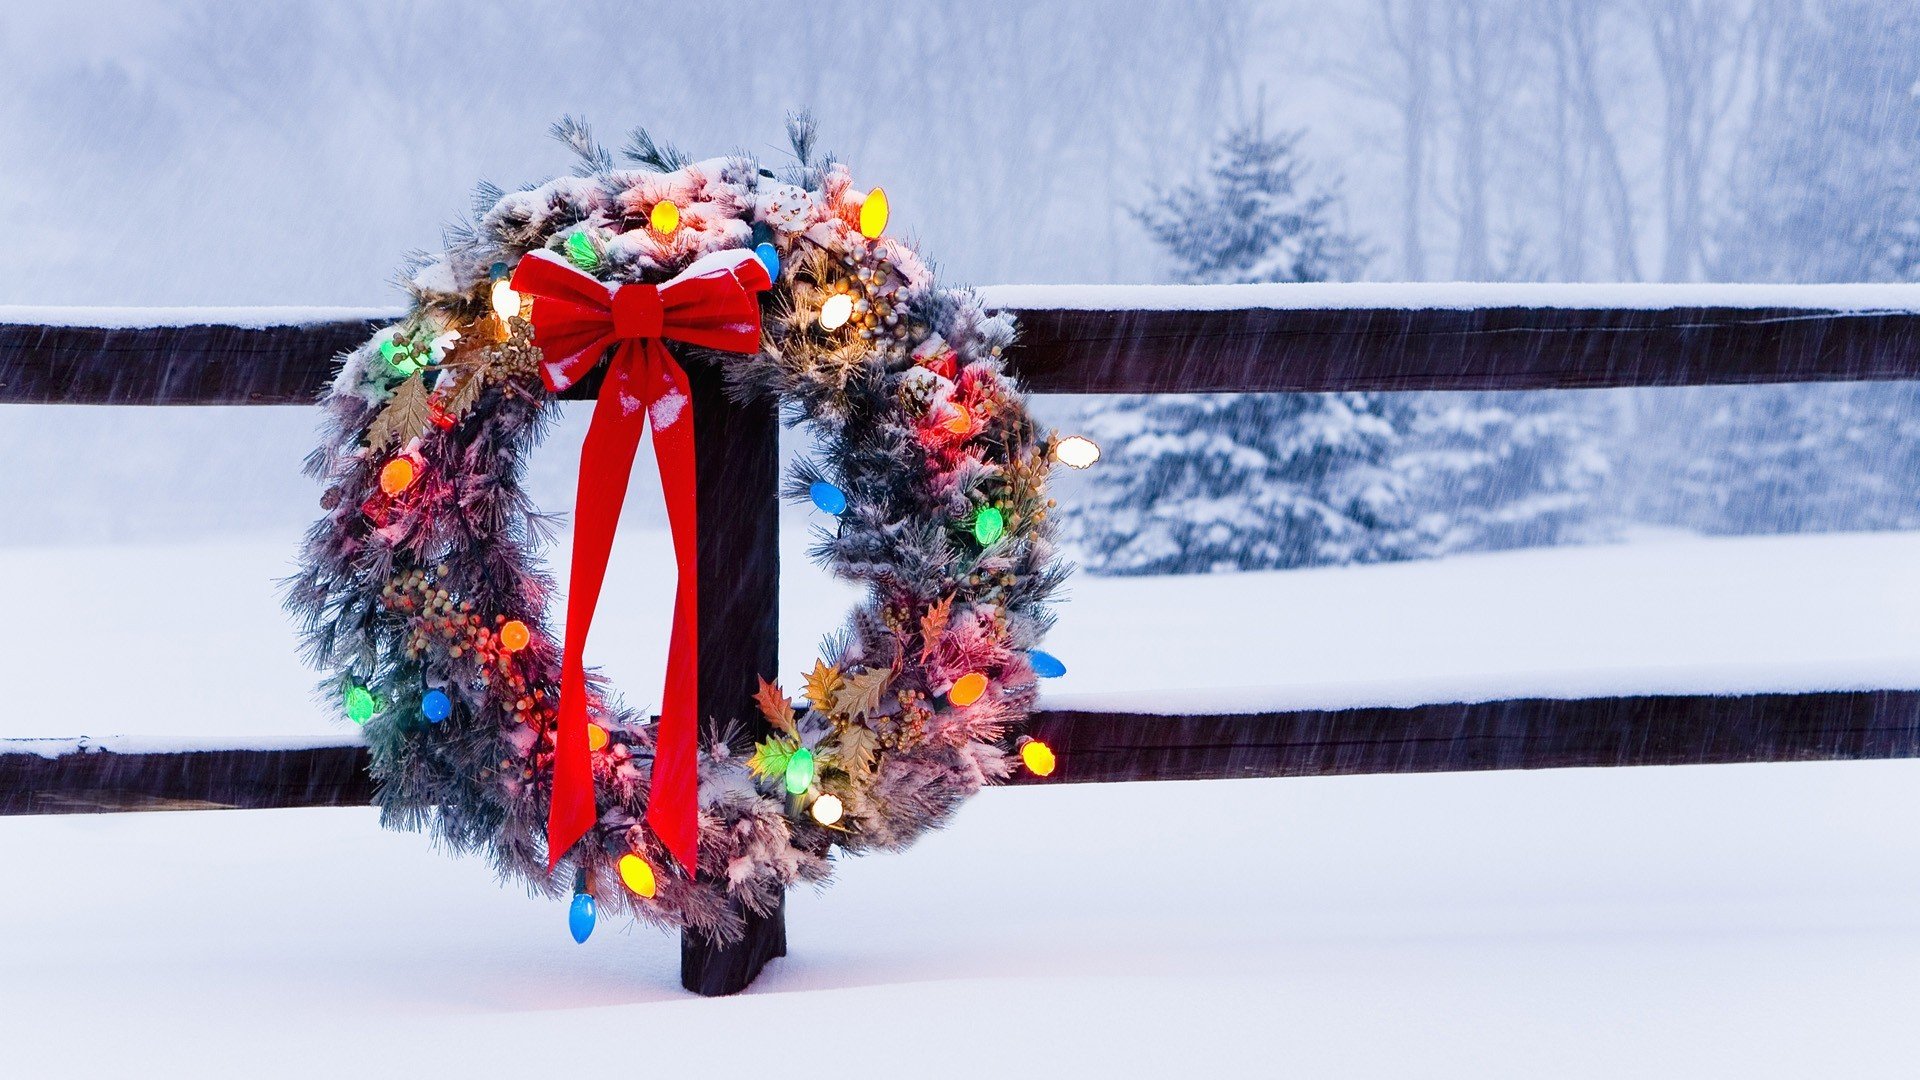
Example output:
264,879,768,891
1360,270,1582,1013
509,248,772,875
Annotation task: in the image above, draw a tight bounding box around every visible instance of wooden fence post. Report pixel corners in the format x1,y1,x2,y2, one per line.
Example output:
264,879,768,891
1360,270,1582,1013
680,356,784,995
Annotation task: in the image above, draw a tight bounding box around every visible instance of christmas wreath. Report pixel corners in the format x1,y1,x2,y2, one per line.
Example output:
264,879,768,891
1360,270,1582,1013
288,117,1073,945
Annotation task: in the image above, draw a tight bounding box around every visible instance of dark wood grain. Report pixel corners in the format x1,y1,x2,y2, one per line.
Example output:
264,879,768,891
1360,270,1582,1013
1007,306,1920,393
0,742,375,814
9,689,1916,816
10,304,1920,406
0,320,387,405
679,356,786,995
1012,691,1920,785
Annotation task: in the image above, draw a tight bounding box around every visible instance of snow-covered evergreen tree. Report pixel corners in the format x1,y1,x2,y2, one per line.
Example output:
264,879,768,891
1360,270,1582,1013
1133,117,1366,284
1631,383,1920,536
1071,118,1410,574
1070,117,1611,574
1716,3,1920,283
1397,391,1613,555
1072,392,1420,573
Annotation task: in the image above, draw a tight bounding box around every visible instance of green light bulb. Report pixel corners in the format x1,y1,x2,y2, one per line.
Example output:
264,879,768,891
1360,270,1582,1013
973,506,1005,546
344,685,376,724
564,231,599,271
783,747,815,795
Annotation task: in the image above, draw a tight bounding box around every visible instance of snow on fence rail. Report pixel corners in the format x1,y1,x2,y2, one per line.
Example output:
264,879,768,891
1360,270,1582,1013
6,284,1920,815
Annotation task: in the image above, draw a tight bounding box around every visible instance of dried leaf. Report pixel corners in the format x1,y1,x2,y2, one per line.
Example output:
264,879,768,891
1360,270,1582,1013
919,595,953,661
833,666,890,720
367,373,432,452
829,723,879,777
754,677,795,734
439,367,485,424
803,660,843,713
747,736,796,782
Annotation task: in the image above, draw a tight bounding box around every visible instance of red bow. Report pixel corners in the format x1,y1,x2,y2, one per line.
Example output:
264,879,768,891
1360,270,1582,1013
509,248,772,876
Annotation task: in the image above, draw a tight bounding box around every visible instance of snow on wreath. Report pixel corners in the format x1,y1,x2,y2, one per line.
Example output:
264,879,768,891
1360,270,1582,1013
285,115,1083,955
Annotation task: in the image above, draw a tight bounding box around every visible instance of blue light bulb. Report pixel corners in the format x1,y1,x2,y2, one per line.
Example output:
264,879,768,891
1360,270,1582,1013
810,481,848,516
421,688,452,723
754,242,780,280
569,892,596,944
1028,650,1067,678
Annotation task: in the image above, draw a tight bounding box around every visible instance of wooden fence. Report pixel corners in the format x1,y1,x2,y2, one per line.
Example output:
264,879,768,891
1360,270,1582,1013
6,285,1920,993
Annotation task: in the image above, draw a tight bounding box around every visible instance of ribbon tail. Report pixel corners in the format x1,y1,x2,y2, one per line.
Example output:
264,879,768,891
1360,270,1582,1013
546,347,651,871
641,342,702,876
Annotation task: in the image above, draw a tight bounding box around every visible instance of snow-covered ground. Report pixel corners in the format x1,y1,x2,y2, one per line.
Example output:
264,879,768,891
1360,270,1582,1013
8,531,1920,1073
5,762,1919,1076
7,527,1920,742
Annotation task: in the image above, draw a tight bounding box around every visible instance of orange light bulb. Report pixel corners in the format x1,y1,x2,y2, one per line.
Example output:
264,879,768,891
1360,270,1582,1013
378,457,417,495
948,672,988,707
499,619,531,652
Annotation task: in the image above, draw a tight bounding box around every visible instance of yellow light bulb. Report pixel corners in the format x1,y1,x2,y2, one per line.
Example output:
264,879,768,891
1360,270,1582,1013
819,293,854,331
650,200,680,235
617,853,657,898
1019,738,1056,777
1053,435,1101,469
587,724,608,752
859,187,890,239
810,793,844,826
490,279,521,320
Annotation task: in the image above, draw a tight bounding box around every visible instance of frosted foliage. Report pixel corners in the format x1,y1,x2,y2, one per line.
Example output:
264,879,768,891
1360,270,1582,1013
1135,119,1367,286
1631,383,1920,536
1074,120,1609,576
1073,393,1410,574
1719,4,1920,283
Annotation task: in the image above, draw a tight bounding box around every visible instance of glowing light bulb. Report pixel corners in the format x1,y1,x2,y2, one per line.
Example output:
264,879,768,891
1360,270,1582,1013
1028,650,1067,679
948,672,988,707
1053,435,1101,469
378,457,417,496
568,891,596,943
499,620,531,652
344,685,376,724
819,293,853,331
859,187,889,239
650,199,680,235
810,793,844,826
587,724,608,752
784,747,816,795
564,231,599,271
421,688,452,723
809,481,848,515
973,506,1005,546
1020,738,1057,777
617,853,657,898
490,279,522,320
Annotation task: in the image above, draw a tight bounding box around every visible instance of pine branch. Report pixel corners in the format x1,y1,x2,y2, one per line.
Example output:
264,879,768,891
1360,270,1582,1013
621,126,690,172
550,115,613,177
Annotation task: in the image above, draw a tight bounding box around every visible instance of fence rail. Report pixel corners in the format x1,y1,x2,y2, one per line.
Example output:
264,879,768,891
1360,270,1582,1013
9,286,1920,991
7,289,1920,814
9,689,1918,815
10,288,1920,405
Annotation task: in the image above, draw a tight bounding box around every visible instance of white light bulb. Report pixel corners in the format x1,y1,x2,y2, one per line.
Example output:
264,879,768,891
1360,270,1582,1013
810,793,844,826
491,279,522,321
1053,435,1101,468
819,293,853,331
